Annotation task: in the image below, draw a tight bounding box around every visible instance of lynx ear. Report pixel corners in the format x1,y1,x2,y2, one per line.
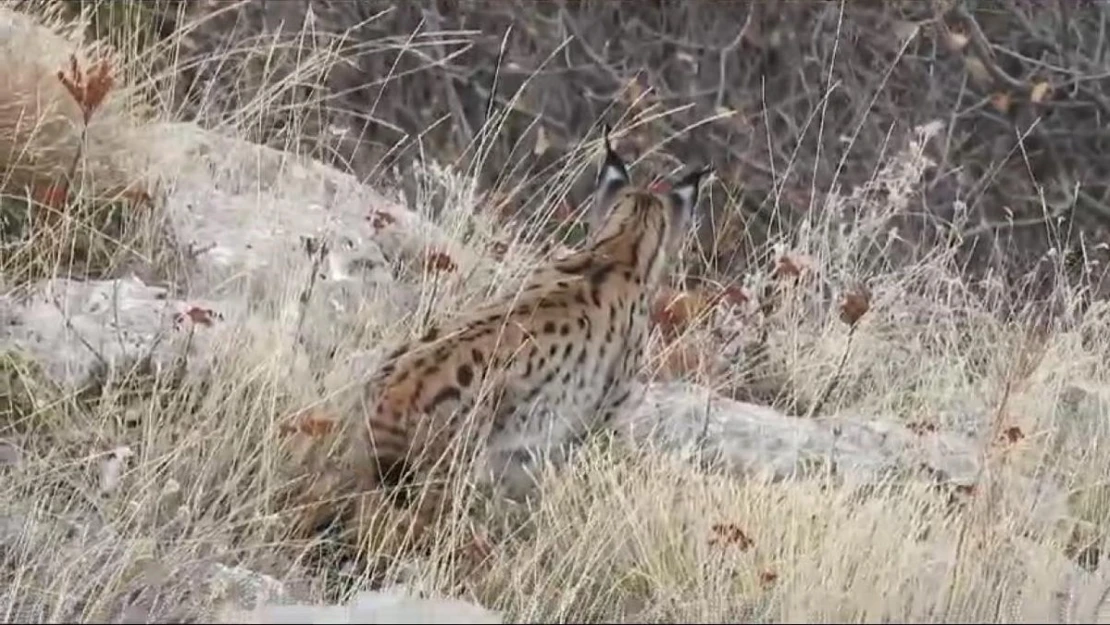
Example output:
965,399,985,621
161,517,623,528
667,166,711,241
589,124,631,228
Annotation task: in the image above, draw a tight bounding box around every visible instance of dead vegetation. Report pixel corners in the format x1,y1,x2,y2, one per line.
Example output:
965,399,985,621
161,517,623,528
2,0,1110,622
133,1,1110,299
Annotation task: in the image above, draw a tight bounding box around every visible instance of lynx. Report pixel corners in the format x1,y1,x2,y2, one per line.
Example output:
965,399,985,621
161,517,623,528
343,125,711,551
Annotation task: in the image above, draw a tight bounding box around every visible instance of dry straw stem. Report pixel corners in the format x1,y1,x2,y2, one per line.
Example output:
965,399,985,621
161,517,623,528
4,1,1110,624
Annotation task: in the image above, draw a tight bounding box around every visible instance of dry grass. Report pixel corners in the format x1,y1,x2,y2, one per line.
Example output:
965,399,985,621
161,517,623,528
2,1,1110,623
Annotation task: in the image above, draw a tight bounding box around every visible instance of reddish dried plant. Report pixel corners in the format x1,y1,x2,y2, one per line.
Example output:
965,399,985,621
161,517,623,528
838,284,872,327
807,281,873,418
709,522,755,550
772,251,813,283
57,54,114,125
426,249,458,273
759,570,778,589
279,410,338,438
173,306,222,329
721,285,750,307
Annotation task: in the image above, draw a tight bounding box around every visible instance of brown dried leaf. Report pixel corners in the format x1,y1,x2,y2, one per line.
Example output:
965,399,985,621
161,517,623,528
838,285,872,327
759,570,779,589
426,250,458,273
173,306,222,329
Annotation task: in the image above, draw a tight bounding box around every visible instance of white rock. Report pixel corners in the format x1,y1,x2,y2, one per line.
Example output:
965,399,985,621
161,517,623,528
0,276,228,391
232,587,501,625
135,122,488,302
617,381,981,483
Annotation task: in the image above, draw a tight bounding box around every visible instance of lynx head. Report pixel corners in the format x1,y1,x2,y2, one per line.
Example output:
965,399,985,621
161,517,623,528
587,124,711,280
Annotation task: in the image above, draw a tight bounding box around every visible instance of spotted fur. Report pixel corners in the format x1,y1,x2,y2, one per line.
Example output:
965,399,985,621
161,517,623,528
345,125,711,548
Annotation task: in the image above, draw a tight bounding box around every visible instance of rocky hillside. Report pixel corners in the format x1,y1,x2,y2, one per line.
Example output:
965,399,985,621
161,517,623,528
2,2,1110,623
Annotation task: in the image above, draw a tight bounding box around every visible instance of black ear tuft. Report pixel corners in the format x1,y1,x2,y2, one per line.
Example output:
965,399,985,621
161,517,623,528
590,124,631,228
597,124,630,194
667,166,712,238
669,166,711,214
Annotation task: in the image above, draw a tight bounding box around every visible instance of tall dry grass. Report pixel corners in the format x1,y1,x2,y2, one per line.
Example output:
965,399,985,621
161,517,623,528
2,1,1110,623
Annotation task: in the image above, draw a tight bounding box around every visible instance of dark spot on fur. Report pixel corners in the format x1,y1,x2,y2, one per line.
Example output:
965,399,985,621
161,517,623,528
560,324,571,336
543,321,557,334
456,364,473,387
471,348,484,364
421,327,440,342
368,415,407,440
377,457,411,488
429,386,461,410
588,263,614,287
548,344,559,357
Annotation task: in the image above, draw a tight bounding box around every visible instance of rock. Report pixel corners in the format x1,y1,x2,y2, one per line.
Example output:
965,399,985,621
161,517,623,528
0,276,229,391
617,381,982,484
138,122,492,301
229,586,502,625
